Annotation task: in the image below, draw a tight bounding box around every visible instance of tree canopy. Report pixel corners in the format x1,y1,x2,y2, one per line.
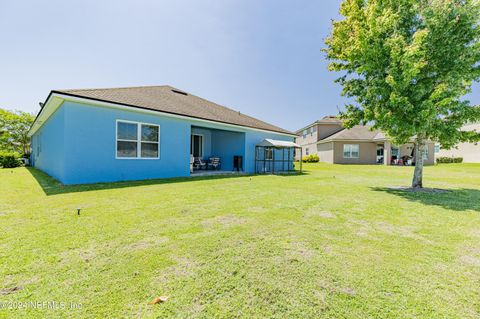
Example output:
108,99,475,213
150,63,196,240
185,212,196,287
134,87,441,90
325,0,480,187
0,108,35,156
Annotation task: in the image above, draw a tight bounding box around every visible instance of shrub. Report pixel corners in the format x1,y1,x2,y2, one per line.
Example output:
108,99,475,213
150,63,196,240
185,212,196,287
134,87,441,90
436,157,463,164
0,151,22,168
302,154,320,163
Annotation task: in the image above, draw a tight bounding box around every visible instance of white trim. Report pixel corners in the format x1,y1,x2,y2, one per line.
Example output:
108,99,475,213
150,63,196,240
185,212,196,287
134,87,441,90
29,93,296,138
190,133,204,158
115,119,160,160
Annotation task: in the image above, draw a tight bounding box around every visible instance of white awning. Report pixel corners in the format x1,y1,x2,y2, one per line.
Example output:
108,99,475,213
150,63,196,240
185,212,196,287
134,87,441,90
256,139,300,148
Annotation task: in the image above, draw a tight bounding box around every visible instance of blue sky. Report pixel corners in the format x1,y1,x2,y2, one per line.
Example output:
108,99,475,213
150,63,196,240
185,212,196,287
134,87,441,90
1,0,478,131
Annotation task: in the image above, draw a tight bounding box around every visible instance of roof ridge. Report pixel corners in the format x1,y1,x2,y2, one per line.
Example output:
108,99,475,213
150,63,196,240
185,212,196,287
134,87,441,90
58,85,173,92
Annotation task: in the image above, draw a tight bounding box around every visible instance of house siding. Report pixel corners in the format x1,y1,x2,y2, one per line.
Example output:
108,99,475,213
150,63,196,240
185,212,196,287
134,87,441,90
333,141,378,164
61,101,191,184
317,142,334,163
31,106,66,181
437,123,480,163
317,124,343,140
211,130,246,171
32,100,294,184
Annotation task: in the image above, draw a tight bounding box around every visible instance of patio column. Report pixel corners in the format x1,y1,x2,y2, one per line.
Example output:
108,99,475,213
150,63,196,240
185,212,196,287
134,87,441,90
384,141,391,165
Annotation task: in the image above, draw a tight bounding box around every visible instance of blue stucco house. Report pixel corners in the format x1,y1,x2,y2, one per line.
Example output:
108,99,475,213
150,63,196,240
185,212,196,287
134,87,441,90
28,86,298,184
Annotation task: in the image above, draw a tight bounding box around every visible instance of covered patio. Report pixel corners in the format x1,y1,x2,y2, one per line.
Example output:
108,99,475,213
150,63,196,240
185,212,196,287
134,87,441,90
190,126,246,175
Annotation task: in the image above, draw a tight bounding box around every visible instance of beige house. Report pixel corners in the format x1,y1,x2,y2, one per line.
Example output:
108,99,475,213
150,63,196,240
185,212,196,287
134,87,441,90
436,122,480,163
296,116,435,165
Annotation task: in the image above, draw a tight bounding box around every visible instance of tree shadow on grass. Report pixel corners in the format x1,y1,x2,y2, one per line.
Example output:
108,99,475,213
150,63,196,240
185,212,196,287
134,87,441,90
26,167,306,196
371,187,480,212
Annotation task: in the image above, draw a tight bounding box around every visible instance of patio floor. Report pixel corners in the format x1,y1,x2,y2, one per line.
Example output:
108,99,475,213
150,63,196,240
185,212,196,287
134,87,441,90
190,170,245,177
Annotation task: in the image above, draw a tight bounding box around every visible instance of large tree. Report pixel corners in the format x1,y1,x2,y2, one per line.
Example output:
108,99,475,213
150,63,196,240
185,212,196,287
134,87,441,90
325,0,480,188
0,108,35,156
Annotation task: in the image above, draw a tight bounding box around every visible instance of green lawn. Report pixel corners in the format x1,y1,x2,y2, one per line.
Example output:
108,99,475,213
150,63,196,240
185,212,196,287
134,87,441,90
1,164,480,318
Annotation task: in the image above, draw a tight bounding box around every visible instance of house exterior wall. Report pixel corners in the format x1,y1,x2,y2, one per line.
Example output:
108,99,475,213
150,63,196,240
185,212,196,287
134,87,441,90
295,123,343,160
317,124,343,140
317,142,334,163
438,142,480,163
60,101,191,184
332,141,378,164
32,100,294,184
295,126,317,158
211,130,246,171
437,123,480,163
30,106,66,182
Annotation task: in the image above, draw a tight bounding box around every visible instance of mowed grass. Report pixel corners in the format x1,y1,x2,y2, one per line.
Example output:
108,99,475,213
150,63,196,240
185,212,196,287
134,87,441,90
1,164,480,318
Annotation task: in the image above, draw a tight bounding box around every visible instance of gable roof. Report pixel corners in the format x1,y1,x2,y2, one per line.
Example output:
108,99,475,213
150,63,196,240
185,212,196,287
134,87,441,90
319,125,384,142
34,85,294,136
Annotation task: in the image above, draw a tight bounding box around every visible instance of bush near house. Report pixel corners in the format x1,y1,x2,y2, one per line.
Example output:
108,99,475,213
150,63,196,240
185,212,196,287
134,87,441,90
436,157,463,164
302,154,320,163
0,151,22,168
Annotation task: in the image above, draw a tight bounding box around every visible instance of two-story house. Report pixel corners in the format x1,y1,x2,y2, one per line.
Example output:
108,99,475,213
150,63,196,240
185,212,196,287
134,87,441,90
295,116,435,165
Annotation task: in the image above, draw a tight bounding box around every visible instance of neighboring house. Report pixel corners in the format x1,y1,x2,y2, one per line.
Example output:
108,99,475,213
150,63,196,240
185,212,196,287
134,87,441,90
295,116,435,165
28,86,297,184
436,122,480,163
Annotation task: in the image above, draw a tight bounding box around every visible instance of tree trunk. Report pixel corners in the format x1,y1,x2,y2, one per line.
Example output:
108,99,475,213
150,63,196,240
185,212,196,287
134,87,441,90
411,139,425,188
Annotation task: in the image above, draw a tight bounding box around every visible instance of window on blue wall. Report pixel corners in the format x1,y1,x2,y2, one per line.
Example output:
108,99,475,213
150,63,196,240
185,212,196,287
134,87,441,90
141,124,159,158
116,121,159,159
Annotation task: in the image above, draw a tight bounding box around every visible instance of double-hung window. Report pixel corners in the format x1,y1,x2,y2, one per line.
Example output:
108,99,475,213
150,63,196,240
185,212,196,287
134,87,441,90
343,144,359,158
116,120,159,159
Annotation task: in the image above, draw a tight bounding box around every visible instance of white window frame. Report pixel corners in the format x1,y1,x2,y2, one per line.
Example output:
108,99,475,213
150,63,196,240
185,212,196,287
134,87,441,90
190,134,204,158
343,144,359,158
116,120,160,160
306,147,310,155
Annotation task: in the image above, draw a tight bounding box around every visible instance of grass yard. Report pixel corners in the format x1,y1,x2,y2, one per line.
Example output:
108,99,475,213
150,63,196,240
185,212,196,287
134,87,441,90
1,164,480,318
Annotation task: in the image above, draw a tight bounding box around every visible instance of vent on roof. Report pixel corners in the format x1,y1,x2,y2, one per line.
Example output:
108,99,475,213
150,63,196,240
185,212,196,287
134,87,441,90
171,89,188,96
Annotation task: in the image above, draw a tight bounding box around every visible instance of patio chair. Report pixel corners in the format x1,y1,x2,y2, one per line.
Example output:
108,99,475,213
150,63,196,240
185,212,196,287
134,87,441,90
194,158,207,170
208,157,221,170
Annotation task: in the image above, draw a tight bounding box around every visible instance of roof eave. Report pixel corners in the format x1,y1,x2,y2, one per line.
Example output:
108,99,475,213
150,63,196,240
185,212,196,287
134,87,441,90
29,92,297,137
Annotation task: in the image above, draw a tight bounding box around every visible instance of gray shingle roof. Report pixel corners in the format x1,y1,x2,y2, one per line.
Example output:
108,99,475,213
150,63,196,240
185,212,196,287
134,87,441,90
322,125,383,141
53,85,294,135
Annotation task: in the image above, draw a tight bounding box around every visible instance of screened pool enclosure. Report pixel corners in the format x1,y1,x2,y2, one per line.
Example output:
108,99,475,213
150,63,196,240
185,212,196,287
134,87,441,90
255,139,302,174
